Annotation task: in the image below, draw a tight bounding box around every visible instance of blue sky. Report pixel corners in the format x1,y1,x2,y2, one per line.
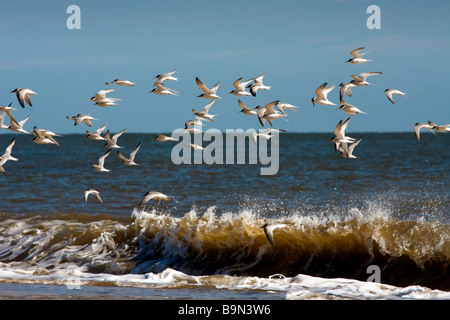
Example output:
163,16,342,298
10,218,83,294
0,0,449,134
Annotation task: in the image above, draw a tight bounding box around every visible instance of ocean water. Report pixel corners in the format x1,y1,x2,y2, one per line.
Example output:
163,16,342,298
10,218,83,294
0,131,449,300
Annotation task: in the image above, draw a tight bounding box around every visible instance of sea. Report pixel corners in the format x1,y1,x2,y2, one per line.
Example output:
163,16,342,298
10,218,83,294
0,131,449,302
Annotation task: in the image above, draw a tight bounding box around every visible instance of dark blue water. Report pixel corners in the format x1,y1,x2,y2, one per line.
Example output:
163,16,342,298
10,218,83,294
1,132,448,221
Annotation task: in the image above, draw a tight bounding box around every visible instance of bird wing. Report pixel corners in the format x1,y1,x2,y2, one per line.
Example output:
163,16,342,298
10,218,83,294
129,142,141,160
350,47,365,58
196,77,210,93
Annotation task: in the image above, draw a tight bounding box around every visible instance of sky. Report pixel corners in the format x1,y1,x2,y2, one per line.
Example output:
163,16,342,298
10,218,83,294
0,0,449,134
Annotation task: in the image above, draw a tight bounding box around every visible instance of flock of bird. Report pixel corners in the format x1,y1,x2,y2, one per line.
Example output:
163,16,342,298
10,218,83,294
1,47,449,245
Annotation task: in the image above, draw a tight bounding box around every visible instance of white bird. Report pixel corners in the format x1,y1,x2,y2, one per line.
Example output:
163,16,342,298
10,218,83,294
192,100,216,122
92,149,111,172
338,100,367,117
184,117,204,129
32,126,62,146
237,100,257,115
385,89,406,104
154,69,178,83
8,115,30,134
345,47,373,64
105,79,135,86
331,117,355,151
251,128,285,144
86,123,108,141
275,102,299,114
104,128,127,149
117,142,141,167
339,137,363,159
11,88,37,108
84,189,104,204
0,104,18,126
89,89,122,106
139,191,171,205
229,77,252,96
152,134,178,142
246,73,271,97
261,223,287,245
312,83,336,106
255,100,281,127
0,138,18,174
414,123,436,141
32,136,59,146
196,77,221,99
0,112,11,129
66,114,96,127
149,82,180,96
428,121,450,133
350,72,382,87
339,82,356,100
189,143,205,151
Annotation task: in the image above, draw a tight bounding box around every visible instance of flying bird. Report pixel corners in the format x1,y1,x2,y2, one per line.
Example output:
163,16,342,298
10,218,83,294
154,69,178,83
0,103,19,126
8,115,30,134
86,123,108,141
338,100,367,117
428,121,450,134
229,77,252,96
338,137,363,159
103,128,127,149
11,88,37,108
246,73,271,97
117,142,141,166
330,117,355,151
196,77,221,99
84,189,104,204
0,138,18,174
237,100,257,115
413,123,436,141
192,100,216,122
149,82,180,96
92,149,111,172
105,79,135,86
345,47,373,64
66,114,96,127
349,72,383,87
261,223,287,245
139,191,171,205
312,83,336,106
385,89,406,104
152,134,178,142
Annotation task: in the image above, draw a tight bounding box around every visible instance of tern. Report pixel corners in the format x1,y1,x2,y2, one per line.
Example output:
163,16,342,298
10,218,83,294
184,117,204,129
32,126,62,146
84,189,104,204
8,115,30,134
312,83,336,106
89,89,122,106
105,79,135,86
139,191,171,205
330,117,355,151
92,149,111,172
149,82,180,96
103,128,127,149
428,121,450,133
229,77,252,96
153,134,178,142
237,100,257,115
251,128,285,144
275,102,299,114
196,77,221,99
246,73,271,96
189,143,205,151
154,69,178,83
261,223,287,245
0,138,18,174
339,82,356,100
339,137,363,159
385,89,406,104
338,100,367,117
0,112,12,129
414,123,436,141
350,72,382,87
0,103,19,126
66,114,96,127
117,142,141,166
32,135,60,146
192,100,216,122
11,88,37,108
345,47,373,64
255,100,281,127
86,123,108,141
